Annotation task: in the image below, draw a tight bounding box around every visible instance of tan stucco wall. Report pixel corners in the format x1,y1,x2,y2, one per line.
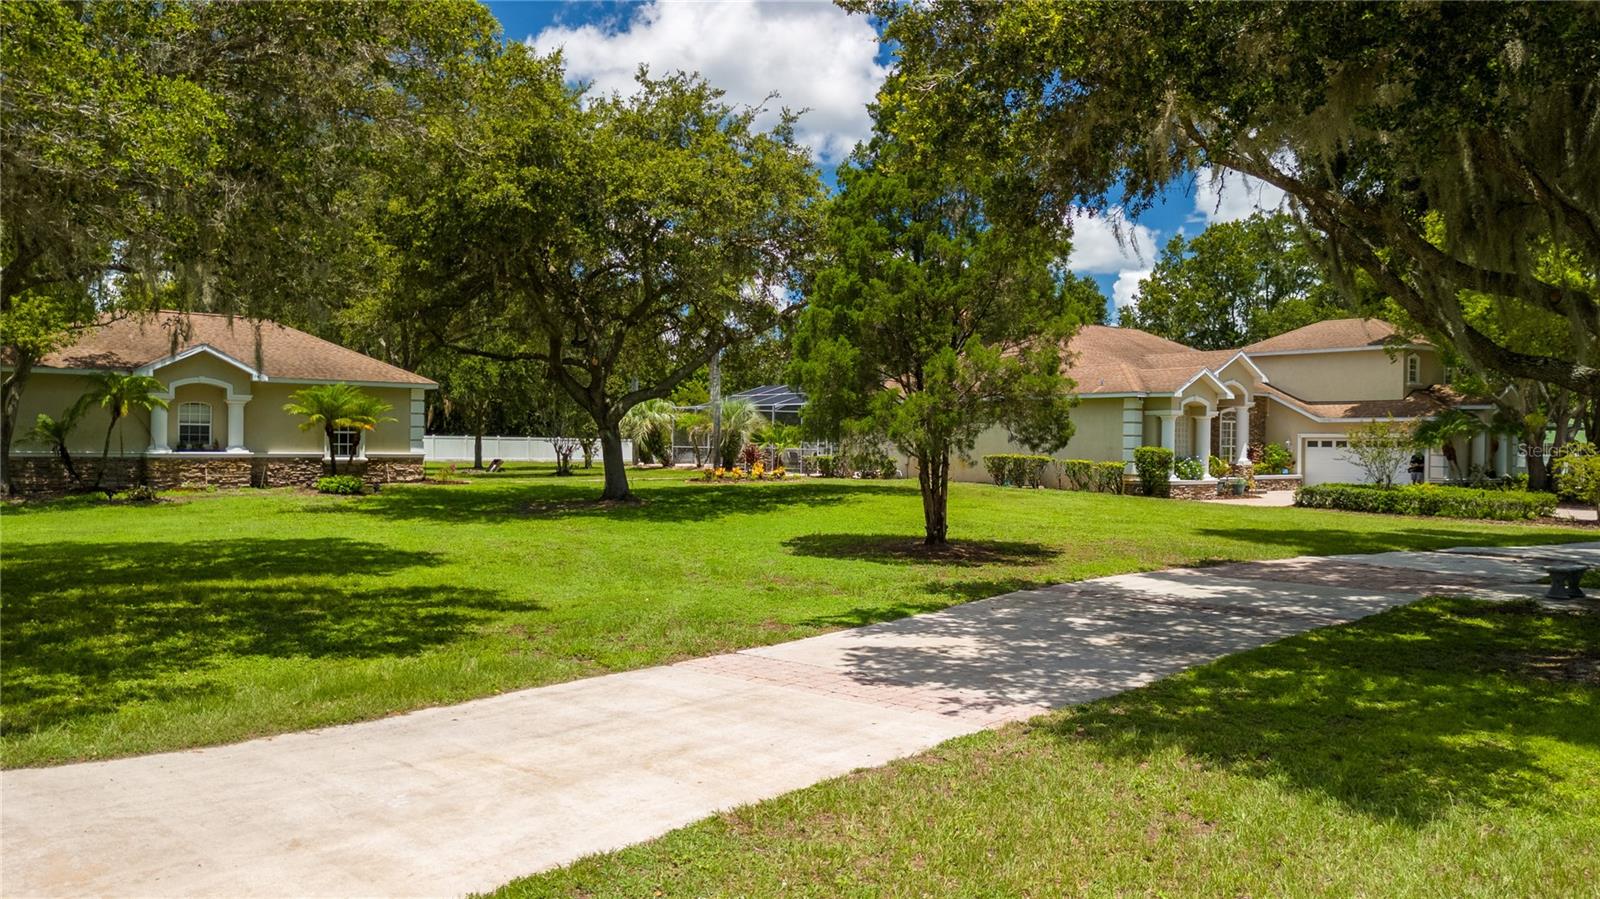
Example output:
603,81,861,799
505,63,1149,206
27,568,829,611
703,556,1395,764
1061,397,1126,462
13,360,420,459
1253,350,1406,401
940,396,1128,484
156,354,253,396
10,372,149,456
1262,399,1356,470
238,382,417,455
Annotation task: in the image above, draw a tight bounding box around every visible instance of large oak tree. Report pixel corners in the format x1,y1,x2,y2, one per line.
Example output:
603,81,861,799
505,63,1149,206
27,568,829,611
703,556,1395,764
392,48,823,501
865,0,1600,396
1121,212,1348,349
0,0,497,492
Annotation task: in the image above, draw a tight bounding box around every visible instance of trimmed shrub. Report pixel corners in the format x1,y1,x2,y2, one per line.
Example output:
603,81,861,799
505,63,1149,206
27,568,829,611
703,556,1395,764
813,454,837,477
1294,483,1556,520
1059,459,1125,494
1259,442,1292,474
1554,443,1600,511
316,474,366,495
1208,455,1231,479
1173,456,1205,480
982,453,1051,488
1133,446,1173,497
846,445,894,479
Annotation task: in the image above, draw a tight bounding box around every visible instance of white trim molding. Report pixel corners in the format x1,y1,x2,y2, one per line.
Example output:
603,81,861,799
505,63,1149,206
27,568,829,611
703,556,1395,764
137,344,264,381
1172,369,1235,400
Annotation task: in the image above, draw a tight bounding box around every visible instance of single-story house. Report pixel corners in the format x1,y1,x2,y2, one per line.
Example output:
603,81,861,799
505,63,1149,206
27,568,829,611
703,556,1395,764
950,318,1509,492
5,311,432,492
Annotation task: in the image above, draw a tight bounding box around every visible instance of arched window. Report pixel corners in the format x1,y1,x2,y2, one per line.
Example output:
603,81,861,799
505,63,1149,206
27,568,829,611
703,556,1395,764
1406,354,1421,385
177,402,212,450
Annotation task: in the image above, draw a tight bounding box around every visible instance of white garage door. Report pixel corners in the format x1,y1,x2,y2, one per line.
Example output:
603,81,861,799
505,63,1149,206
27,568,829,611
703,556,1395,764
1302,438,1410,486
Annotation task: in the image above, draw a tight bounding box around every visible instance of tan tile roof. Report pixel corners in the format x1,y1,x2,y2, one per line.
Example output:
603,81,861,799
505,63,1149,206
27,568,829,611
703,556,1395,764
1064,326,1201,394
1260,383,1485,421
37,311,434,386
1241,318,1402,354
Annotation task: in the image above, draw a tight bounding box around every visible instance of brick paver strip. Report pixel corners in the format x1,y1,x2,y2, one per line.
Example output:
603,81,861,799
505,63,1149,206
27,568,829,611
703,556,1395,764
1203,557,1508,594
676,653,1039,726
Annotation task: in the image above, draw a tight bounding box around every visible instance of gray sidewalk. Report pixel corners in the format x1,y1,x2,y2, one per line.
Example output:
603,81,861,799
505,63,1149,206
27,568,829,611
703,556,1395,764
3,541,1594,898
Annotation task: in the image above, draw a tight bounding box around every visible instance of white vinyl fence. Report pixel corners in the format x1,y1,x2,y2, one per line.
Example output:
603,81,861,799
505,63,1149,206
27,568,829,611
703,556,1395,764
423,435,632,463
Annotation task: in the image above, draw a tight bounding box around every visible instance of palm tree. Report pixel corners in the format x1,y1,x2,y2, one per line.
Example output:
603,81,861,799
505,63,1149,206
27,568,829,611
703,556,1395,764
753,421,803,469
677,411,712,465
1413,409,1483,481
283,384,395,475
80,372,168,490
716,398,767,468
621,399,677,465
26,407,86,487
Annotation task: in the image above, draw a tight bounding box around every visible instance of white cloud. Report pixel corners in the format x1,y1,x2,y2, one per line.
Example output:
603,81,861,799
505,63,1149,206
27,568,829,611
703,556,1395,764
1191,165,1289,224
1066,208,1157,319
529,2,888,163
1064,208,1160,275
1112,268,1152,312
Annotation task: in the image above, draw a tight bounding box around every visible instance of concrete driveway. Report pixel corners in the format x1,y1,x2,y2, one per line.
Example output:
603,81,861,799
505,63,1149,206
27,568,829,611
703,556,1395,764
3,540,1595,898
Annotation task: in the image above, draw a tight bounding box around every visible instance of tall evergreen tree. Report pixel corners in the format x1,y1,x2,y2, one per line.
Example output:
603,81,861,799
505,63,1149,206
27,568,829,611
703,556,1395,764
791,139,1078,545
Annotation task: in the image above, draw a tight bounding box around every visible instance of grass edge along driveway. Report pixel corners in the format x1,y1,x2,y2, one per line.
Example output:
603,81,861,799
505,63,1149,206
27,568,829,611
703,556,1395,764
491,596,1600,898
2,469,1591,767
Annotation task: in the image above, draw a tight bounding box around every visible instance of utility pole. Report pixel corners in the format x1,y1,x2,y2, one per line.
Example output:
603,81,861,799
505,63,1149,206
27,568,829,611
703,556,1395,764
709,348,722,467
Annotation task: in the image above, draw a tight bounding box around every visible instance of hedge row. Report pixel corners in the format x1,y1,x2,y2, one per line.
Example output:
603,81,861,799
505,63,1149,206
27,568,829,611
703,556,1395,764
983,454,1053,488
981,455,1126,493
1294,483,1556,521
1059,459,1126,494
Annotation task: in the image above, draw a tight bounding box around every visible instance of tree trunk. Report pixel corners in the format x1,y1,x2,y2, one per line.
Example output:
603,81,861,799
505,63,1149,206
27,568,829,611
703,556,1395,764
598,425,632,501
326,424,338,475
93,413,119,490
709,350,722,461
918,450,950,545
473,430,483,470
0,355,35,495
1524,442,1549,492
55,441,82,487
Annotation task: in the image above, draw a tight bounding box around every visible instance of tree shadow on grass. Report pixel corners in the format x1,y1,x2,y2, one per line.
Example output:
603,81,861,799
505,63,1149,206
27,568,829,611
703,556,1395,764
347,479,909,525
0,538,539,735
1033,598,1600,826
783,533,1061,567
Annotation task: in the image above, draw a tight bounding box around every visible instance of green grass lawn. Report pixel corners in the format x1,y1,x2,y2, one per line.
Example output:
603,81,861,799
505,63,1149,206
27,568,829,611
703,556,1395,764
1,465,1589,767
493,598,1600,898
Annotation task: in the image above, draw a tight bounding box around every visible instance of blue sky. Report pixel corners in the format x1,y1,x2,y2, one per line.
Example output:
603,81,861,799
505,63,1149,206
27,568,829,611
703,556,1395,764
484,1,1286,321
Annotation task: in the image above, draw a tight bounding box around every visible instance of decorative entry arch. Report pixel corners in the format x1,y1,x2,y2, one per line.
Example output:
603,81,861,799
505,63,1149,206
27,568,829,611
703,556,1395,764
150,376,254,454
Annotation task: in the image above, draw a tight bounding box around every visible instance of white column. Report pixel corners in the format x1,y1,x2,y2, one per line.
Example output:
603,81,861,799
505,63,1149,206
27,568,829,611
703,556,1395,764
226,399,249,453
148,404,171,453
1121,397,1144,474
410,388,426,454
1495,433,1512,476
1470,430,1488,473
1197,412,1215,480
1235,404,1251,464
1156,412,1177,480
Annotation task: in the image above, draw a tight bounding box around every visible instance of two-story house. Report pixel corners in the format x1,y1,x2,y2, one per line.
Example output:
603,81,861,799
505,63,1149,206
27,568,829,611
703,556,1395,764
948,318,1508,489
